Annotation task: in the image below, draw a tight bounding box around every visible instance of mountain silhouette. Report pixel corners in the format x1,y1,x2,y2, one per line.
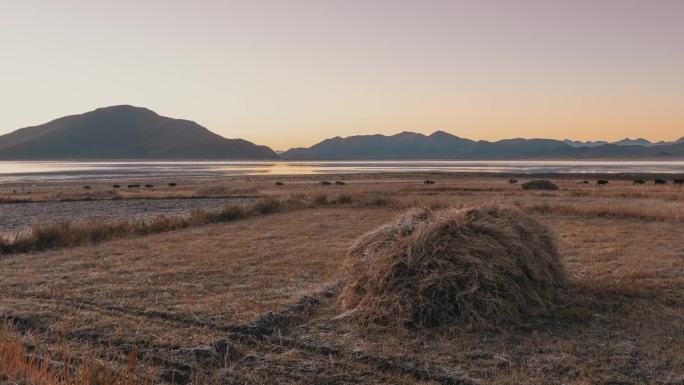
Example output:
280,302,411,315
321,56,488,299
3,108,682,160
0,106,278,159
282,131,684,160
282,132,572,159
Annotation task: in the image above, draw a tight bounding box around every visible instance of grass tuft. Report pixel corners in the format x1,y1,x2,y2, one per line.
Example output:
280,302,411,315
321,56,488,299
0,324,143,385
337,194,353,205
0,198,296,255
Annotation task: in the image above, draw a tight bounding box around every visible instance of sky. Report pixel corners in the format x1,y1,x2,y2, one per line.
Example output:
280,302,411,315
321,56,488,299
1,0,683,150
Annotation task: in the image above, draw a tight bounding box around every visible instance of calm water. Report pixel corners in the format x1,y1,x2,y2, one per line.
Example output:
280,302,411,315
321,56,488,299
1,160,684,182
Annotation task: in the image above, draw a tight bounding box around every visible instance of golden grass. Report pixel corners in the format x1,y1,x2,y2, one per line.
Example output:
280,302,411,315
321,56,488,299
0,197,302,255
0,191,407,256
528,201,684,222
0,325,143,385
1,174,683,384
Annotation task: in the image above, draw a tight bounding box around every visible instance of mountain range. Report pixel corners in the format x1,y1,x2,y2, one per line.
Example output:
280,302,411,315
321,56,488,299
0,106,277,160
0,106,682,160
281,131,684,160
563,137,684,147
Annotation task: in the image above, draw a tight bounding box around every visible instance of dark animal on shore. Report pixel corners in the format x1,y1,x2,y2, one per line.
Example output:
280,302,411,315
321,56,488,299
145,184,154,188
335,181,346,186
83,186,91,190
673,179,684,185
321,181,332,186
509,179,518,184
654,179,667,185
168,182,177,187
633,179,646,184
128,184,140,188
424,180,436,185
275,181,284,186
112,184,121,189
597,180,609,186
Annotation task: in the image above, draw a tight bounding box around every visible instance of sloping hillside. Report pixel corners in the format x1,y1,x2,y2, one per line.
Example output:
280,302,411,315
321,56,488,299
0,106,278,159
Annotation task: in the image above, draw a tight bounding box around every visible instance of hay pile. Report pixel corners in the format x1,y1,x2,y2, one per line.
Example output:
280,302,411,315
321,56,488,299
521,179,559,190
339,206,567,329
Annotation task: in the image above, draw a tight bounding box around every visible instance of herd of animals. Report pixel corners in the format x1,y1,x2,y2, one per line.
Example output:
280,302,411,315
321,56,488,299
81,182,178,190
73,178,684,192
278,178,684,187
506,178,684,186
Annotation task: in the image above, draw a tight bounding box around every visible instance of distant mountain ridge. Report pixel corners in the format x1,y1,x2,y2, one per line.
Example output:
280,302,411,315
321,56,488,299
565,137,684,147
2,107,682,160
0,106,278,160
282,131,684,160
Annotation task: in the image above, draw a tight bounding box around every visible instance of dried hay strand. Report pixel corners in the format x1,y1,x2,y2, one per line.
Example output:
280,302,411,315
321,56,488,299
339,206,567,330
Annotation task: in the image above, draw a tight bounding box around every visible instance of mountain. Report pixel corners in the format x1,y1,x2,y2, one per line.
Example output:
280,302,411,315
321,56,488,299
565,137,684,147
563,139,608,148
613,138,654,146
282,131,573,160
282,131,684,160
0,106,278,159
283,131,477,160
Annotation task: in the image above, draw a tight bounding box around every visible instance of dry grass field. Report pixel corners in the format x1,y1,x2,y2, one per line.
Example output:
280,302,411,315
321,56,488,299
1,174,683,385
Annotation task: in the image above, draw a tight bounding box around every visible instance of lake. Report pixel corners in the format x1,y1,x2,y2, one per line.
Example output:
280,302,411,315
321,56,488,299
1,160,684,182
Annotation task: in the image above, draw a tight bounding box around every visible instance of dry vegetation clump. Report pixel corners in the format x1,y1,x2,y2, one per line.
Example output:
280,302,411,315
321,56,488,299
337,194,353,205
0,193,388,255
0,325,143,385
57,189,122,201
0,198,294,255
528,202,684,222
312,193,330,206
359,195,396,208
193,185,259,197
193,185,232,196
339,206,567,330
521,179,559,190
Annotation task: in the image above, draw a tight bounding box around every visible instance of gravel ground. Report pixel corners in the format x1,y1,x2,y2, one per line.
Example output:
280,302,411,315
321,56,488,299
0,197,254,234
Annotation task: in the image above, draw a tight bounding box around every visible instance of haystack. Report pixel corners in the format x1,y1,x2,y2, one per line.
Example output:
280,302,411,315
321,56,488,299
339,206,566,329
521,179,559,190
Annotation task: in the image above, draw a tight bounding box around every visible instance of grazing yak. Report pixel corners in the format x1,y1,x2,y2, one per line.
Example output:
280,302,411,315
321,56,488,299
321,180,332,186
654,179,667,185
633,179,646,184
275,181,284,186
335,181,346,186
128,184,140,188
112,184,121,189
424,180,436,185
168,182,177,187
509,179,518,184
673,179,684,185
83,186,92,190
145,184,154,188
597,180,609,186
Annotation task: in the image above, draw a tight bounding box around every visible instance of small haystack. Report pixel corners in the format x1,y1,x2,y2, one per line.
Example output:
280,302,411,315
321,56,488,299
521,179,559,190
339,206,567,329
